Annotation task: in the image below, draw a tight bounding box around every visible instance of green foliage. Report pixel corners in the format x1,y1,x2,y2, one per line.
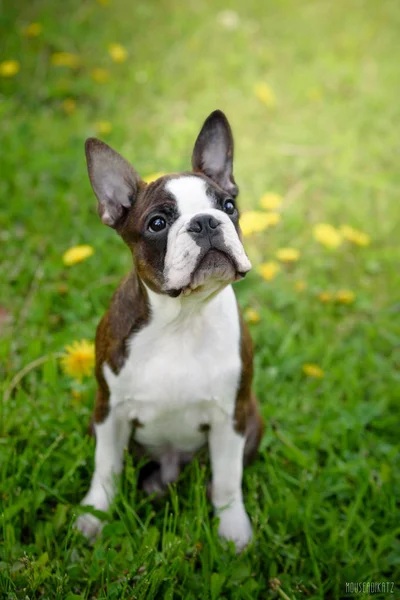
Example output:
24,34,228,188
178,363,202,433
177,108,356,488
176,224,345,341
1,0,399,598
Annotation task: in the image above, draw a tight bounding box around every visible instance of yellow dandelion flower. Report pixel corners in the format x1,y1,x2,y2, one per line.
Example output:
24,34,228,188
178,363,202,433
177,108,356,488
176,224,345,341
143,172,165,184
294,280,307,292
51,52,81,68
244,308,261,324
263,212,281,226
335,289,355,304
276,248,300,262
317,291,333,303
302,363,324,379
240,211,267,236
62,245,94,266
97,0,110,5
240,211,281,236
340,225,370,247
61,340,95,381
108,43,128,63
91,68,109,83
313,223,342,249
22,22,42,37
62,98,77,114
258,261,281,281
259,192,282,211
0,60,20,77
254,82,276,108
95,120,112,135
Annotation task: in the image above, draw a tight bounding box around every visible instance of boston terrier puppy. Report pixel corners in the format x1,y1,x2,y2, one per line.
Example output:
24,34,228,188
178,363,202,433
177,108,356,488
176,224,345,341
76,110,264,552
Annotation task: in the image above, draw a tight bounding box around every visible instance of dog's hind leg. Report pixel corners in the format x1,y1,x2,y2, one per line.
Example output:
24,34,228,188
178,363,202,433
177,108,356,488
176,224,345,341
243,393,264,467
139,447,181,497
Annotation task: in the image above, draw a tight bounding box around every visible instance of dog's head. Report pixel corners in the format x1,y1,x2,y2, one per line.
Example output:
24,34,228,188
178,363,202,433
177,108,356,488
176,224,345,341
85,110,251,298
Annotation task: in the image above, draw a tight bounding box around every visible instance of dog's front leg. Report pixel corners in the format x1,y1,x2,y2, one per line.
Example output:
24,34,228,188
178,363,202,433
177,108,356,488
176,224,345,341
76,409,131,540
209,417,252,552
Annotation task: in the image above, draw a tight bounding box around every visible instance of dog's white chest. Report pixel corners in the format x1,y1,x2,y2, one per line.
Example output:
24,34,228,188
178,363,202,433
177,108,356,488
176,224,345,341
104,285,241,453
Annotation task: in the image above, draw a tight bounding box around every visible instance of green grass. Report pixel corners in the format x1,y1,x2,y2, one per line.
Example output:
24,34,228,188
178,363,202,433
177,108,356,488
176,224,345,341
1,0,400,598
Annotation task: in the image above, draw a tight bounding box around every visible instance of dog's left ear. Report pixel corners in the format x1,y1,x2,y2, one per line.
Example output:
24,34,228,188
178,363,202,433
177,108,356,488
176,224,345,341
192,110,238,198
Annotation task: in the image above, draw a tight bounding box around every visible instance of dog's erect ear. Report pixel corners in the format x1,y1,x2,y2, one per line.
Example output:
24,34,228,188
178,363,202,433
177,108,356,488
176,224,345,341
85,138,141,228
191,110,238,198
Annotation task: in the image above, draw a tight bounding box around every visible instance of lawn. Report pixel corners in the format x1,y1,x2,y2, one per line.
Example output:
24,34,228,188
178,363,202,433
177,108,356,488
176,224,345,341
1,0,399,598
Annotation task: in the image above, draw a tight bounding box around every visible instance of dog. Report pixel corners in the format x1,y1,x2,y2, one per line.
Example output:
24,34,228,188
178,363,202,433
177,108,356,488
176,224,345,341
76,110,264,552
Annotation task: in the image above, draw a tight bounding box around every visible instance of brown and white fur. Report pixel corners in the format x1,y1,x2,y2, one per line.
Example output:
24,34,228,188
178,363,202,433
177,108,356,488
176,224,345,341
76,110,264,552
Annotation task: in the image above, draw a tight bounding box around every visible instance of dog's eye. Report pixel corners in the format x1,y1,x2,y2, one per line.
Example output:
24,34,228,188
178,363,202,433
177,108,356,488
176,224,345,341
223,198,236,215
148,216,167,233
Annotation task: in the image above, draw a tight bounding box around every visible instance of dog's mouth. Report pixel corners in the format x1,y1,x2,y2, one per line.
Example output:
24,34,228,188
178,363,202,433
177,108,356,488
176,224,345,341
164,233,252,299
180,248,246,297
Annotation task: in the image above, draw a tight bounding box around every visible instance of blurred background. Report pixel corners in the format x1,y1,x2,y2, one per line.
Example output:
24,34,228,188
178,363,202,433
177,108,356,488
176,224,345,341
1,0,399,597
1,0,399,327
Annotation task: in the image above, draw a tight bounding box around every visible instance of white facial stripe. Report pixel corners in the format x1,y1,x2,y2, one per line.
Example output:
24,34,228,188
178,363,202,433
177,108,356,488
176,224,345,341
164,218,202,290
166,176,213,215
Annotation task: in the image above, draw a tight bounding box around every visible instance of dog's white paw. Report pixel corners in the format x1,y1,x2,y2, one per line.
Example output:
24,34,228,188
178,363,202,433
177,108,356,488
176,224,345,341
217,504,253,553
75,488,109,541
76,512,104,541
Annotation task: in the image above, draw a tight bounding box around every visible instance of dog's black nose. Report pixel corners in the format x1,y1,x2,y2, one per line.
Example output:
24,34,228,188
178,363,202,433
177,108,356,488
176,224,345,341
187,214,220,235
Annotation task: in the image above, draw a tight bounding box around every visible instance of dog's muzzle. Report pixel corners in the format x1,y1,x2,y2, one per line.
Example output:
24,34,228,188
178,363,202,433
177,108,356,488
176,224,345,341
163,210,251,296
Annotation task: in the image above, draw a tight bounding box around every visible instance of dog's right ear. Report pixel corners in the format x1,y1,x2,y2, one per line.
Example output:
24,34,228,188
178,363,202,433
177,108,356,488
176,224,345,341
85,138,141,228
